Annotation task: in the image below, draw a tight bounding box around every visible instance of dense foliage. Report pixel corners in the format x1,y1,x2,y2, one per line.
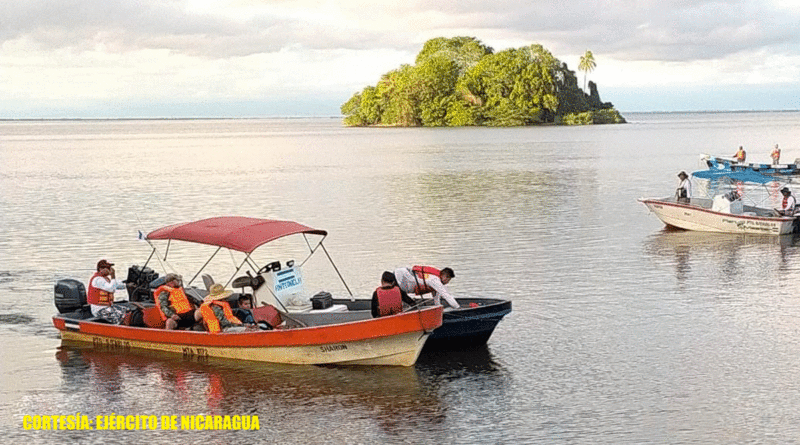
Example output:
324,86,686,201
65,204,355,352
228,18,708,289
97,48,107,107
341,37,625,127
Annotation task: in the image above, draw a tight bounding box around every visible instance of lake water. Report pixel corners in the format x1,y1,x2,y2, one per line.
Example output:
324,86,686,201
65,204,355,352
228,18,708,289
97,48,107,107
2,112,800,444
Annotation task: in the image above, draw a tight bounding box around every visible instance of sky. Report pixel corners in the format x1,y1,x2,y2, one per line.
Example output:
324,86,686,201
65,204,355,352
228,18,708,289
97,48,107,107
2,0,800,118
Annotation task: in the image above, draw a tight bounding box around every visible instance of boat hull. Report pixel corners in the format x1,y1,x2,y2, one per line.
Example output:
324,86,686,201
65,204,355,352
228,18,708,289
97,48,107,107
53,306,442,367
640,198,797,235
331,297,512,350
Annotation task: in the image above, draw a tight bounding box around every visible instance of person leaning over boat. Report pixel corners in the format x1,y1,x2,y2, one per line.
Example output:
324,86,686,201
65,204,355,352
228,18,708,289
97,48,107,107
734,146,746,163
774,187,797,216
155,273,202,330
200,284,255,333
372,271,418,317
676,171,692,204
394,266,460,309
771,144,781,165
88,259,129,324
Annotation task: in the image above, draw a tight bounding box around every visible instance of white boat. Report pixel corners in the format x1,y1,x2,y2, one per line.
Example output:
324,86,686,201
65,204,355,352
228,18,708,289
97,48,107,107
639,196,797,235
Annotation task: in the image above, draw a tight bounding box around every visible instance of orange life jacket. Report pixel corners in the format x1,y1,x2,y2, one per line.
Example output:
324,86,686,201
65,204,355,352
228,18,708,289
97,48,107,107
375,286,403,316
735,149,746,162
411,265,440,295
201,300,242,334
87,272,113,305
155,285,194,320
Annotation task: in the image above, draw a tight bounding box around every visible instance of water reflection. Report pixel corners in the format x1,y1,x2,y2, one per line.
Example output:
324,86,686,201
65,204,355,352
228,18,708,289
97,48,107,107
54,341,447,437
642,228,800,284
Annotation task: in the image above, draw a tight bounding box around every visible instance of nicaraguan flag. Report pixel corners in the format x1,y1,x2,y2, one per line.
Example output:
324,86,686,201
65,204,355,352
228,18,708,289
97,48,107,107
137,230,146,242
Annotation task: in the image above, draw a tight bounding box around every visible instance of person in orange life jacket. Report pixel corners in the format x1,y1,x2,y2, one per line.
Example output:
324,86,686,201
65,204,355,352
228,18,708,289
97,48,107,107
372,271,417,318
155,273,202,330
774,187,797,216
393,266,460,309
88,259,129,324
771,144,781,165
733,146,746,163
200,284,255,333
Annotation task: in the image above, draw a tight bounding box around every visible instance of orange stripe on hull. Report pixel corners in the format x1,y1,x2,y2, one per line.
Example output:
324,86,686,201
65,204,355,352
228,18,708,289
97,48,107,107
53,306,442,366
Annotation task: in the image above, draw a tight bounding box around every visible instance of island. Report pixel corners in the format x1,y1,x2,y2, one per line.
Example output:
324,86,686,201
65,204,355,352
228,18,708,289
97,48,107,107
341,37,625,127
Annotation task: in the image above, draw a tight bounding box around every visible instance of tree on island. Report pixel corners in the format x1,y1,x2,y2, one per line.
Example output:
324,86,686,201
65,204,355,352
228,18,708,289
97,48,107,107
341,37,625,127
578,50,596,92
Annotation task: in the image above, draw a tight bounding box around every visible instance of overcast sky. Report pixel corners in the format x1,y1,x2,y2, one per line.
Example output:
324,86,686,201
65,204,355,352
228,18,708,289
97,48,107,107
2,0,799,118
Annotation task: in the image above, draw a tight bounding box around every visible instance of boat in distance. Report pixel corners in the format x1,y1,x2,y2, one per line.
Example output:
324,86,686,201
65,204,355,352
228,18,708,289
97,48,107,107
53,217,444,366
639,196,797,235
641,159,799,235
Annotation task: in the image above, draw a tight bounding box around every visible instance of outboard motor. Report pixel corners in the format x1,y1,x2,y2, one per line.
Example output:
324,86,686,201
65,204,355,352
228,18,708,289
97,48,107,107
54,278,87,314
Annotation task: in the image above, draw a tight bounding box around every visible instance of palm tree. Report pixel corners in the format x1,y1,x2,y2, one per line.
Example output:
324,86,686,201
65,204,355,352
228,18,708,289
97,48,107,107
578,50,596,92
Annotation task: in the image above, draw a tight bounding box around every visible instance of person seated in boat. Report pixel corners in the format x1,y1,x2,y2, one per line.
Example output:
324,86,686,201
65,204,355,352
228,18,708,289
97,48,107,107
88,259,131,324
771,144,781,165
372,271,417,317
233,295,256,324
155,273,202,330
774,187,797,216
675,171,691,204
394,266,460,309
733,146,746,163
200,284,256,333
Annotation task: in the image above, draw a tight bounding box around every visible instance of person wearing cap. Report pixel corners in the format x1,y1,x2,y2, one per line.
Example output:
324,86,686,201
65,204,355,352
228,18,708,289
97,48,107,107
155,273,202,330
393,266,459,309
733,146,746,163
771,144,781,165
200,283,252,333
676,171,692,204
88,259,129,324
774,187,797,216
371,271,418,317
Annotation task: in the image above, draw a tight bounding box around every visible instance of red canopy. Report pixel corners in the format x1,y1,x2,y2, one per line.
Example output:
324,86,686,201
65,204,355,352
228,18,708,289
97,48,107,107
146,217,327,253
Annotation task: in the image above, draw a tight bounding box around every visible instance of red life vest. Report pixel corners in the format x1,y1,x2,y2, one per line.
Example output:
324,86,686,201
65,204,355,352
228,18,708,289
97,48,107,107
375,286,403,316
155,285,194,320
87,272,113,306
201,301,242,334
411,265,440,295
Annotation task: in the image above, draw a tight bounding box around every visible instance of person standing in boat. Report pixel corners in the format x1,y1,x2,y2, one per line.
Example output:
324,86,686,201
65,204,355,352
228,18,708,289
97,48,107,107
155,273,202,330
733,146,746,163
676,171,692,204
372,271,417,317
771,144,781,165
394,266,460,309
88,259,129,324
774,187,797,216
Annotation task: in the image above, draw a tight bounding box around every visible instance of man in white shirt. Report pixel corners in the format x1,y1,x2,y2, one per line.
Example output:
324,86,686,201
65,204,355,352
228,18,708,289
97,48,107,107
88,259,128,323
676,171,692,204
393,266,460,309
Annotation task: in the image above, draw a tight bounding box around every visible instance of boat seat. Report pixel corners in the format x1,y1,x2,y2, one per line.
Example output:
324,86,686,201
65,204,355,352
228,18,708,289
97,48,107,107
142,306,166,329
201,274,215,290
251,305,282,328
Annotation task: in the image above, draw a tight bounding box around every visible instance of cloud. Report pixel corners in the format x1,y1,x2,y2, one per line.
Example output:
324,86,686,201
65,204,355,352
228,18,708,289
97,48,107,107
1,0,799,116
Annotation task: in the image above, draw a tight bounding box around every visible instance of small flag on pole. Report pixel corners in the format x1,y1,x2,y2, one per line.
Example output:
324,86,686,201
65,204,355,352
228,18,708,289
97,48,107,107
137,230,146,242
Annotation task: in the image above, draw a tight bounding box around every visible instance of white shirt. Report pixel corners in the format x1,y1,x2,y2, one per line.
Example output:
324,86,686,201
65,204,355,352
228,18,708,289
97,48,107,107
89,275,126,316
678,178,692,198
394,267,459,309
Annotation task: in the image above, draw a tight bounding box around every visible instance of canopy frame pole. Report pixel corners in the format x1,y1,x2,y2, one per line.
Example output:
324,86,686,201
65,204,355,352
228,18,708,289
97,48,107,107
141,249,156,270
187,246,222,287
320,242,353,298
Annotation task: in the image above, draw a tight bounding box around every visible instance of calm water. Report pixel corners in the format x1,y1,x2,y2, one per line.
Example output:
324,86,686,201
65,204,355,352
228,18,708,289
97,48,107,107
3,112,800,444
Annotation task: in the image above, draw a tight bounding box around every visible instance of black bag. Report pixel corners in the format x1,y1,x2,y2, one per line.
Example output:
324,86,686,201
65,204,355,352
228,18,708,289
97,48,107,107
122,307,146,327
